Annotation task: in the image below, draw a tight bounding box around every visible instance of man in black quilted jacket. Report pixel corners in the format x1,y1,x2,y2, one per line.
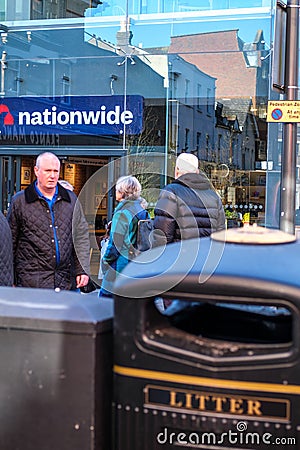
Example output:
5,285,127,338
0,211,13,286
153,153,225,244
7,152,90,290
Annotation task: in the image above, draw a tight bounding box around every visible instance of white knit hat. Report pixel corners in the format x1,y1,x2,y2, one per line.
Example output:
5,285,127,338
176,153,199,173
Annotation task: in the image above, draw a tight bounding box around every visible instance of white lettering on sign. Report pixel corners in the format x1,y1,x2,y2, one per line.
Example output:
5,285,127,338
18,105,134,127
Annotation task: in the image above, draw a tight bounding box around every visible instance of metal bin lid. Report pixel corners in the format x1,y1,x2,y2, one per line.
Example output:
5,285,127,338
0,287,113,334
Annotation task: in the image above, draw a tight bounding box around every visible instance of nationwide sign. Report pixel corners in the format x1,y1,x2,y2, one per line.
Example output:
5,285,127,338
0,95,144,136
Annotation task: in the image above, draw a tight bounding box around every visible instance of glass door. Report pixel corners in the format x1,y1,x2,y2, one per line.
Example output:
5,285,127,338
0,156,20,214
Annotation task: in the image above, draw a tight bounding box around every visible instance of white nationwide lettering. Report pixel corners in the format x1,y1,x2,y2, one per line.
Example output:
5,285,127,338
18,105,134,127
31,112,43,125
81,110,101,124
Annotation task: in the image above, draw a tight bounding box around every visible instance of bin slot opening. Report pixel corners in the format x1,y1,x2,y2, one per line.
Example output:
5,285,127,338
154,299,292,344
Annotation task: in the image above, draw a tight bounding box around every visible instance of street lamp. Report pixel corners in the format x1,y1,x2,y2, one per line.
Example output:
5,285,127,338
0,51,7,96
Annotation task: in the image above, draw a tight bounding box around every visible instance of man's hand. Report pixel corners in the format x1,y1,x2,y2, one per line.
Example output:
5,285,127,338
76,274,89,288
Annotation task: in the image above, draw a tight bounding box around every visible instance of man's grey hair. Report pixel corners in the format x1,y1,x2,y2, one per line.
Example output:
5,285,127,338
35,152,60,169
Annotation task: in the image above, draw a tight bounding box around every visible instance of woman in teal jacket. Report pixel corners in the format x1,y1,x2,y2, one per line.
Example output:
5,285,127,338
99,175,149,297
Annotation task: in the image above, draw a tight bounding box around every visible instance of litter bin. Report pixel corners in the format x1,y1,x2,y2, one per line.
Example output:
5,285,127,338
113,227,300,449
0,288,113,450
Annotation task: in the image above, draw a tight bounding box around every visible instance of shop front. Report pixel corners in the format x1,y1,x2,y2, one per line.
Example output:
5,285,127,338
0,92,144,214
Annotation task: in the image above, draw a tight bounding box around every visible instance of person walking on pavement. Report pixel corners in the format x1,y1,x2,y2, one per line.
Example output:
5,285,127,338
99,175,149,297
7,152,90,291
153,153,225,313
98,220,111,283
153,152,225,245
0,211,13,286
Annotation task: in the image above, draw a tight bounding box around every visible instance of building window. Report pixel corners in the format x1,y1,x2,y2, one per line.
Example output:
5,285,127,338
206,88,211,115
31,0,43,19
141,0,147,14
217,134,222,152
185,128,190,151
217,134,222,162
170,73,179,100
172,124,179,152
258,104,267,119
258,140,266,160
196,132,201,153
5,61,20,95
206,134,210,160
62,74,71,102
197,84,202,111
170,73,178,100
185,79,190,103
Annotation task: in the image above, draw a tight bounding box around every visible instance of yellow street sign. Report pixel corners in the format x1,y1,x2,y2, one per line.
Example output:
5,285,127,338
267,100,300,122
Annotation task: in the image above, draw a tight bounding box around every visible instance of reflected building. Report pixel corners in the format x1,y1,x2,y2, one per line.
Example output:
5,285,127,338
169,29,269,170
0,1,286,233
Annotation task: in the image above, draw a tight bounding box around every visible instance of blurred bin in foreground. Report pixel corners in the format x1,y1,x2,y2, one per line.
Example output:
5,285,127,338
0,288,113,450
113,227,300,449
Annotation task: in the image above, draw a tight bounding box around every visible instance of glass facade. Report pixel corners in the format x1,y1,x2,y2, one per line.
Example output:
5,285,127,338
0,0,295,242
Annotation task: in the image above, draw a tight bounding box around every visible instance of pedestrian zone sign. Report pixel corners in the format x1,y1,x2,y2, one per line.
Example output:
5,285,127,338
267,100,300,122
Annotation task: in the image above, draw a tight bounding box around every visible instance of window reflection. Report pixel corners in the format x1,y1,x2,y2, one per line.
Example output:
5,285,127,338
0,1,276,225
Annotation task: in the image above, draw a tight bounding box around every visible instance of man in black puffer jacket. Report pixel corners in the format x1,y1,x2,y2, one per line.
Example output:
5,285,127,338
154,153,225,244
7,152,90,291
0,211,13,286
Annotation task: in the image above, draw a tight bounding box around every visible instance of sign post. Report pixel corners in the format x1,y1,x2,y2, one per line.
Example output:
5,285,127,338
280,0,299,235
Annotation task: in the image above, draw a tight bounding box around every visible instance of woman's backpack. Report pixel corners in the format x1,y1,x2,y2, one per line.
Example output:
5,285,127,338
136,219,154,252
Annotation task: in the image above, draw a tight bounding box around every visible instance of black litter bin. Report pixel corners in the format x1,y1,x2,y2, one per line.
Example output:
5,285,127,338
0,288,113,450
113,227,300,449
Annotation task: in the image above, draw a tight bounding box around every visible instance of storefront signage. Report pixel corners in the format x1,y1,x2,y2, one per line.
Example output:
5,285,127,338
0,95,144,136
267,100,300,122
65,157,107,166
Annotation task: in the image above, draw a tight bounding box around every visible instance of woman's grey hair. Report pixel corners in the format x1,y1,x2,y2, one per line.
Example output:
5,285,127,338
58,180,74,191
139,197,148,209
116,175,141,200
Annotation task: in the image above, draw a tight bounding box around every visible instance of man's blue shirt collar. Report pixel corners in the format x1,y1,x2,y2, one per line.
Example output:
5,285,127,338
34,181,58,206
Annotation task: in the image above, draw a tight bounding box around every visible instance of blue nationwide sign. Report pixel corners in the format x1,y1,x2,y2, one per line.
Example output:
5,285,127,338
0,95,144,136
